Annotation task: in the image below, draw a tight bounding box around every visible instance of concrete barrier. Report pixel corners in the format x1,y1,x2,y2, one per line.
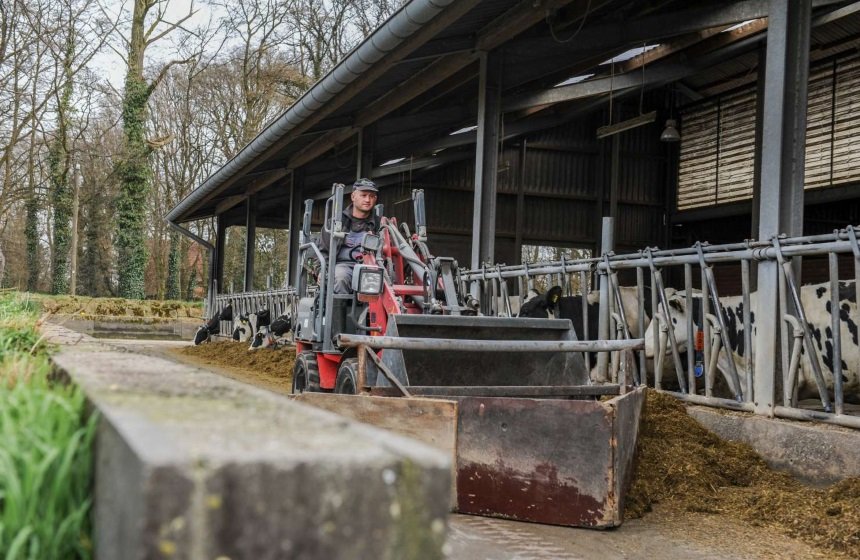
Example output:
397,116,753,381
53,314,201,340
48,325,451,560
687,405,860,485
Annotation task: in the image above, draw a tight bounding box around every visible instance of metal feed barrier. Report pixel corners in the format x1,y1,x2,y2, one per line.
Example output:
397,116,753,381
463,226,860,430
212,288,296,337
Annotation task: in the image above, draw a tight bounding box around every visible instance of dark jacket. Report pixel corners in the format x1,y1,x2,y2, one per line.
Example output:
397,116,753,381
320,205,378,262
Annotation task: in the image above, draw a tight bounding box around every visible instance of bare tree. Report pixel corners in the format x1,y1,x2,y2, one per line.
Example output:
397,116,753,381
115,0,196,299
41,0,113,294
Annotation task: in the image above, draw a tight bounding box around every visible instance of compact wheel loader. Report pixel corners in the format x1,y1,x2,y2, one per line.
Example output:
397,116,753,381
291,184,645,528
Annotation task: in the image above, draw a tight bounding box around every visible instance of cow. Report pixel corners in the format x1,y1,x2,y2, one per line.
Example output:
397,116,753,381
248,308,272,350
518,285,654,382
644,281,860,404
193,304,232,345
249,310,292,350
518,285,652,338
232,314,252,342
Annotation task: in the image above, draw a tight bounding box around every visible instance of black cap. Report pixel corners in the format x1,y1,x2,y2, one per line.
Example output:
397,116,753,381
353,178,378,193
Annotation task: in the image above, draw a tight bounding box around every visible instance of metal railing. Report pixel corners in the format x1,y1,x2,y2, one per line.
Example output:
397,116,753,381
463,227,860,429
213,288,296,337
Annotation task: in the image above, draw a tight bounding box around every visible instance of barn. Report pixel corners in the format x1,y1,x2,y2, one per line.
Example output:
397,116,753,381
167,0,860,426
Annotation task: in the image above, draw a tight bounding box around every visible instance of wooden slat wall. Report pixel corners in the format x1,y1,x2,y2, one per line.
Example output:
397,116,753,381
677,53,860,210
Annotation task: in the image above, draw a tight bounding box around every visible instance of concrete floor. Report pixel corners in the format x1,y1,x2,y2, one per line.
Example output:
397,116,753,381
94,337,840,560
444,509,830,560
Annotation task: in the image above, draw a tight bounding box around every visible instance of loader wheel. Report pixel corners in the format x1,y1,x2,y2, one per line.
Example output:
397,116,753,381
335,358,359,395
293,351,319,394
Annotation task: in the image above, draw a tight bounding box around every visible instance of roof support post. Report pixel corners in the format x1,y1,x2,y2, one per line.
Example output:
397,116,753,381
357,126,375,179
471,50,502,274
754,0,812,416
513,140,527,265
216,215,227,295
288,169,304,289
243,195,257,292
750,43,767,290
609,134,620,220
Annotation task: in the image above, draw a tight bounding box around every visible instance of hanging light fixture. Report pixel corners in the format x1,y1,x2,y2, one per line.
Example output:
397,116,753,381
661,118,680,142
661,86,681,142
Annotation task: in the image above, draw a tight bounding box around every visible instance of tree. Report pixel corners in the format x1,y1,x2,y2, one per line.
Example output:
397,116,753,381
115,0,195,299
45,0,108,294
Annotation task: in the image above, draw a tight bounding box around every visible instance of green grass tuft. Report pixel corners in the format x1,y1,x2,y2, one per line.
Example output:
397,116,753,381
0,292,96,559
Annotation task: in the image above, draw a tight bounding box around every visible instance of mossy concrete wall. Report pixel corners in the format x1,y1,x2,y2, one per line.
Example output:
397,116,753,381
45,324,450,560
57,314,200,339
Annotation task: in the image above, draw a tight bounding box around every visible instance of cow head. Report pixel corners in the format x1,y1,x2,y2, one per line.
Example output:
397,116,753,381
232,314,252,342
517,286,564,318
644,292,704,358
193,324,210,345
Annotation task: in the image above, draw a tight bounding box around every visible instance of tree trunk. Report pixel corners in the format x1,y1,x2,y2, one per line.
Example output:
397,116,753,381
166,231,180,300
49,69,74,294
25,194,39,292
116,0,152,299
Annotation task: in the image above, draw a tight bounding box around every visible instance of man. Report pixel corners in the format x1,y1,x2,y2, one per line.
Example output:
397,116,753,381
321,178,379,294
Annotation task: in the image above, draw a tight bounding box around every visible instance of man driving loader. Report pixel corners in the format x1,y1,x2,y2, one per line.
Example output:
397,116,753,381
320,178,379,293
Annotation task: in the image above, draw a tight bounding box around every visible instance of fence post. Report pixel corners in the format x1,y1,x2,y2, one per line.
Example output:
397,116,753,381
597,217,614,381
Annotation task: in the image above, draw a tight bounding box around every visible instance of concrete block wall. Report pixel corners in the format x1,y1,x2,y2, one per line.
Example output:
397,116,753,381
48,330,451,560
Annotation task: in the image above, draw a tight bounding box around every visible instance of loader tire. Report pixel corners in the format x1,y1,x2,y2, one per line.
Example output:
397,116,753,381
293,351,319,394
335,358,359,395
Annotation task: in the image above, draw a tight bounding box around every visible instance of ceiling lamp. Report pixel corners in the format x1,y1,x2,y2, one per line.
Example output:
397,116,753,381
661,118,681,142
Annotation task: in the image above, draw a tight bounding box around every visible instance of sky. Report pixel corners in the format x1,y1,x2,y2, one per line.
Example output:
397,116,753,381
90,0,225,90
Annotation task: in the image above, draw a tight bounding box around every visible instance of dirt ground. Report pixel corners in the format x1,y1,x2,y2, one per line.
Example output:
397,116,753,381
170,341,295,395
164,340,859,559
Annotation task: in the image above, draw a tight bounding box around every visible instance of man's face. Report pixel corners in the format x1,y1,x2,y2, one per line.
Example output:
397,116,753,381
351,189,378,214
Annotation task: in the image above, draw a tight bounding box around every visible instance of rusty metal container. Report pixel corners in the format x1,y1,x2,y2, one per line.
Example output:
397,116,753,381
294,386,644,528
455,387,644,527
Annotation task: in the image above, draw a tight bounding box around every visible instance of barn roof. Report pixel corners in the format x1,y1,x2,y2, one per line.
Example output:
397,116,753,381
166,0,859,228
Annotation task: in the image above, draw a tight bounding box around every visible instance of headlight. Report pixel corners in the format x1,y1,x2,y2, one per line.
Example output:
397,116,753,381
358,268,383,295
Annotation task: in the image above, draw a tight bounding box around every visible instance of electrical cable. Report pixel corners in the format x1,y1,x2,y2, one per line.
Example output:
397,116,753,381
546,0,592,44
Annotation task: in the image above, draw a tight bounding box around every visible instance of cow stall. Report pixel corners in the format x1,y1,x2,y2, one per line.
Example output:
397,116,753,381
463,226,860,430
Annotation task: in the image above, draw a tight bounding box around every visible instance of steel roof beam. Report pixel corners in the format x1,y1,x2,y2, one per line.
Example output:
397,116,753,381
213,167,289,215
286,0,586,174
505,0,844,59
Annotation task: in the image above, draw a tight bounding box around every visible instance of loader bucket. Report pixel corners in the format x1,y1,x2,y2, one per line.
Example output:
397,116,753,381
376,315,589,388
294,387,646,528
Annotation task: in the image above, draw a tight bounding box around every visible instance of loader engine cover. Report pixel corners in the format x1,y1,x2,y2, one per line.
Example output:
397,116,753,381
377,314,589,387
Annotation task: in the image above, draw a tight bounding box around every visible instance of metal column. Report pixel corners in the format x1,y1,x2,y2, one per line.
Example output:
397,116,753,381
243,195,257,292
215,215,227,295
471,51,502,271
283,171,295,288
288,169,303,289
514,141,527,265
597,217,614,380
609,135,620,220
357,126,375,179
754,0,812,416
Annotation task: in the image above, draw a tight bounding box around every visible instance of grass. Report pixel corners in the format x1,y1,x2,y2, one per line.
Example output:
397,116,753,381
0,292,97,560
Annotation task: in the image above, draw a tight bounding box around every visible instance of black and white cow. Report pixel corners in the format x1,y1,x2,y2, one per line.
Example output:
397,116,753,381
193,304,233,345
518,286,652,338
644,281,860,403
518,285,653,382
249,309,293,350
232,314,253,342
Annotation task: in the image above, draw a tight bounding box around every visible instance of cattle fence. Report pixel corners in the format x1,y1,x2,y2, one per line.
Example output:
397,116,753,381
212,288,296,337
462,226,860,430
